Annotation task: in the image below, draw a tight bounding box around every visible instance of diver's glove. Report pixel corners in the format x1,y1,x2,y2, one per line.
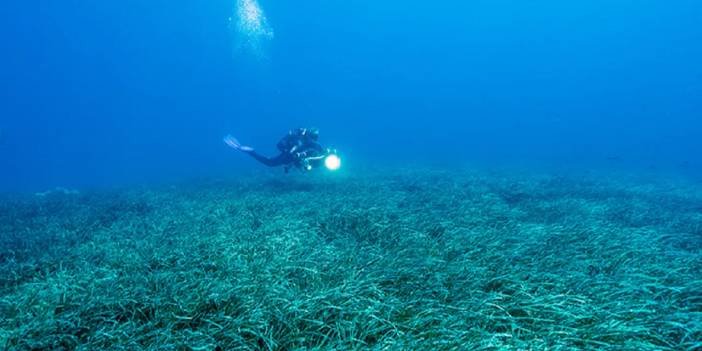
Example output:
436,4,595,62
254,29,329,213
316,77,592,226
301,158,313,171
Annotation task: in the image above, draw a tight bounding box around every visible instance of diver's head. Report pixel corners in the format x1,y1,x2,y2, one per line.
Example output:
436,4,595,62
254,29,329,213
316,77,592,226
301,127,320,141
310,128,320,140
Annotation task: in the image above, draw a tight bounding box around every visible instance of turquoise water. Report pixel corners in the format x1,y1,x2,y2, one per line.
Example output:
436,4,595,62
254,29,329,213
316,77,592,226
1,0,700,190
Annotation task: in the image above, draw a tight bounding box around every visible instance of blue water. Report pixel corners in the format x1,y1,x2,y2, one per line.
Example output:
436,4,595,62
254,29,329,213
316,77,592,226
2,0,701,192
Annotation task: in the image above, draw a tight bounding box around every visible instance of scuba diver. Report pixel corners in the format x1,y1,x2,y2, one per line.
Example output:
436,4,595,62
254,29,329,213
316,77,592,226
224,128,340,172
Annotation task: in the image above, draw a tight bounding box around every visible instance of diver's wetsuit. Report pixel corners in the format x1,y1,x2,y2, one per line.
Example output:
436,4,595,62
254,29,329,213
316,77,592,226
245,128,324,171
244,150,294,167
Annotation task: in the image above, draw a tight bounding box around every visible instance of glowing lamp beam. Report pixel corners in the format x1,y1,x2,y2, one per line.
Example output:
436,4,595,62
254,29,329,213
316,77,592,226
324,154,341,171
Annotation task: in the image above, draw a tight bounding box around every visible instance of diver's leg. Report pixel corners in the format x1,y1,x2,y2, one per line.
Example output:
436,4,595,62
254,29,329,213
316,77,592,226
223,135,291,168
245,151,291,167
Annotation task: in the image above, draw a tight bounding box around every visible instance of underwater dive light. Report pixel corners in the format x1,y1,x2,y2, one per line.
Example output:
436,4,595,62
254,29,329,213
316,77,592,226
324,154,341,171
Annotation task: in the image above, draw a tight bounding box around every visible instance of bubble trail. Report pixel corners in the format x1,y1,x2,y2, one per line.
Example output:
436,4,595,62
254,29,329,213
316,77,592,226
229,0,274,58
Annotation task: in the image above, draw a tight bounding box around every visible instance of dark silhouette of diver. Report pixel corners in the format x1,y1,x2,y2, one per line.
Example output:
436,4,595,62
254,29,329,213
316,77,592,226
224,128,330,172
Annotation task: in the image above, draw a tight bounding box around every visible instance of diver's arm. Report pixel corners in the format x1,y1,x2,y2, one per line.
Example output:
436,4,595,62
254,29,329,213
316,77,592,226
304,154,326,162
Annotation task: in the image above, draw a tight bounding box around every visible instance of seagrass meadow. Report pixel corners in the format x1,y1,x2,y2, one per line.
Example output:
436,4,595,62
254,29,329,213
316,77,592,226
1,168,701,350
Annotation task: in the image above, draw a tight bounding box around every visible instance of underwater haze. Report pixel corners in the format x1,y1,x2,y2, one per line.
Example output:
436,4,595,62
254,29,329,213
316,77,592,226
2,1,702,350
1,0,701,191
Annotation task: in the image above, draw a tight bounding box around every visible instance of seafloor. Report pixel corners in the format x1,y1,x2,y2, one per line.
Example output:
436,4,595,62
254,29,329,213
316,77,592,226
1,168,700,350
